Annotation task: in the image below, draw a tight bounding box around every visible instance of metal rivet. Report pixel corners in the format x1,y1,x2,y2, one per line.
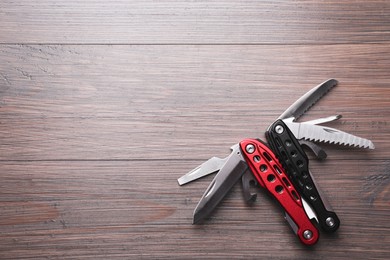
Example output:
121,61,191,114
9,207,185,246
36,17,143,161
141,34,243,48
326,217,335,227
246,144,255,154
275,125,284,134
303,230,313,240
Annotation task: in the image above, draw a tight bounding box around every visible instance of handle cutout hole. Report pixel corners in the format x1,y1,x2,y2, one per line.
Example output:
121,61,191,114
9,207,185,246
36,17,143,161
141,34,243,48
275,185,284,194
282,177,291,187
281,151,288,160
291,150,297,157
275,137,282,148
273,165,282,174
291,190,299,201
263,152,273,162
297,160,304,168
267,174,276,183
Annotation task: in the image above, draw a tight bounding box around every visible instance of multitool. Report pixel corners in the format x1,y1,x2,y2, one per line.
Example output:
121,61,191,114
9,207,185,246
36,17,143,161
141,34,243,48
177,79,374,245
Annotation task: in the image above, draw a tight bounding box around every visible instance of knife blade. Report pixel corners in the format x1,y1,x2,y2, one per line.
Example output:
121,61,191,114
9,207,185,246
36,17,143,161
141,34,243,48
278,79,338,121
193,144,248,224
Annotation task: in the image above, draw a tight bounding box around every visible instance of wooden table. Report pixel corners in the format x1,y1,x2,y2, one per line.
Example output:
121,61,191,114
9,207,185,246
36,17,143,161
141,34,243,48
0,1,389,259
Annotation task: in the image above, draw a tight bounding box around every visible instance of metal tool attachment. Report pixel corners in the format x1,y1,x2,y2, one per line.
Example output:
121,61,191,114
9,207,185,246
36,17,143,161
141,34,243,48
177,156,228,186
299,140,327,160
192,144,249,224
241,170,258,204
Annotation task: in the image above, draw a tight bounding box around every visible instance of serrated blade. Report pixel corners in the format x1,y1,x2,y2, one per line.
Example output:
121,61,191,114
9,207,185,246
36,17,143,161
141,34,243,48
285,121,375,149
193,144,248,224
278,79,338,121
177,156,228,186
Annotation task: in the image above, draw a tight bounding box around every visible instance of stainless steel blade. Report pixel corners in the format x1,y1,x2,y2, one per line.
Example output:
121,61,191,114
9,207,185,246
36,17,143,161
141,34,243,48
302,114,342,125
299,139,327,160
284,212,299,234
193,144,248,224
278,79,338,120
177,156,228,186
285,121,375,149
301,197,319,223
241,169,258,204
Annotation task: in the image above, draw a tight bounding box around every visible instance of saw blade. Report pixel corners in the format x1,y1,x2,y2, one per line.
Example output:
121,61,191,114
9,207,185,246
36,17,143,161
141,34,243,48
278,79,338,121
285,121,375,149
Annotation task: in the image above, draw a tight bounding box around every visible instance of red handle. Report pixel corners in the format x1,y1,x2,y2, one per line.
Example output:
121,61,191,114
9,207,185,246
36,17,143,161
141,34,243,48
240,139,319,246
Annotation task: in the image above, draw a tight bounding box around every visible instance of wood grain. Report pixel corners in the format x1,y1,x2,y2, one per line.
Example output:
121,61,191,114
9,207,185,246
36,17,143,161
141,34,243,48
0,1,389,259
0,0,389,44
0,44,388,161
0,160,388,259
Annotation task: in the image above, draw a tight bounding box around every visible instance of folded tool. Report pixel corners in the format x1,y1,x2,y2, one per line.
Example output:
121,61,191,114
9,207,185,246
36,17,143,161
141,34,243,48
177,79,374,245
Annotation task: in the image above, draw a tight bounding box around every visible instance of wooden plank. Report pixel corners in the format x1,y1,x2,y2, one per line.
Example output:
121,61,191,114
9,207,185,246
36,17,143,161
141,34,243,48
0,44,388,160
0,160,388,259
0,1,389,44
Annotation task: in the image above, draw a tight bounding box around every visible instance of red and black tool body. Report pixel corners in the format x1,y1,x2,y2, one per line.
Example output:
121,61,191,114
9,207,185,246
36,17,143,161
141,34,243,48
240,138,319,245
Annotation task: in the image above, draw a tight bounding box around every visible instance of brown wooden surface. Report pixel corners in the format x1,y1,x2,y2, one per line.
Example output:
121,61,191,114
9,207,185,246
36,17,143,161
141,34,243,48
0,1,389,259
